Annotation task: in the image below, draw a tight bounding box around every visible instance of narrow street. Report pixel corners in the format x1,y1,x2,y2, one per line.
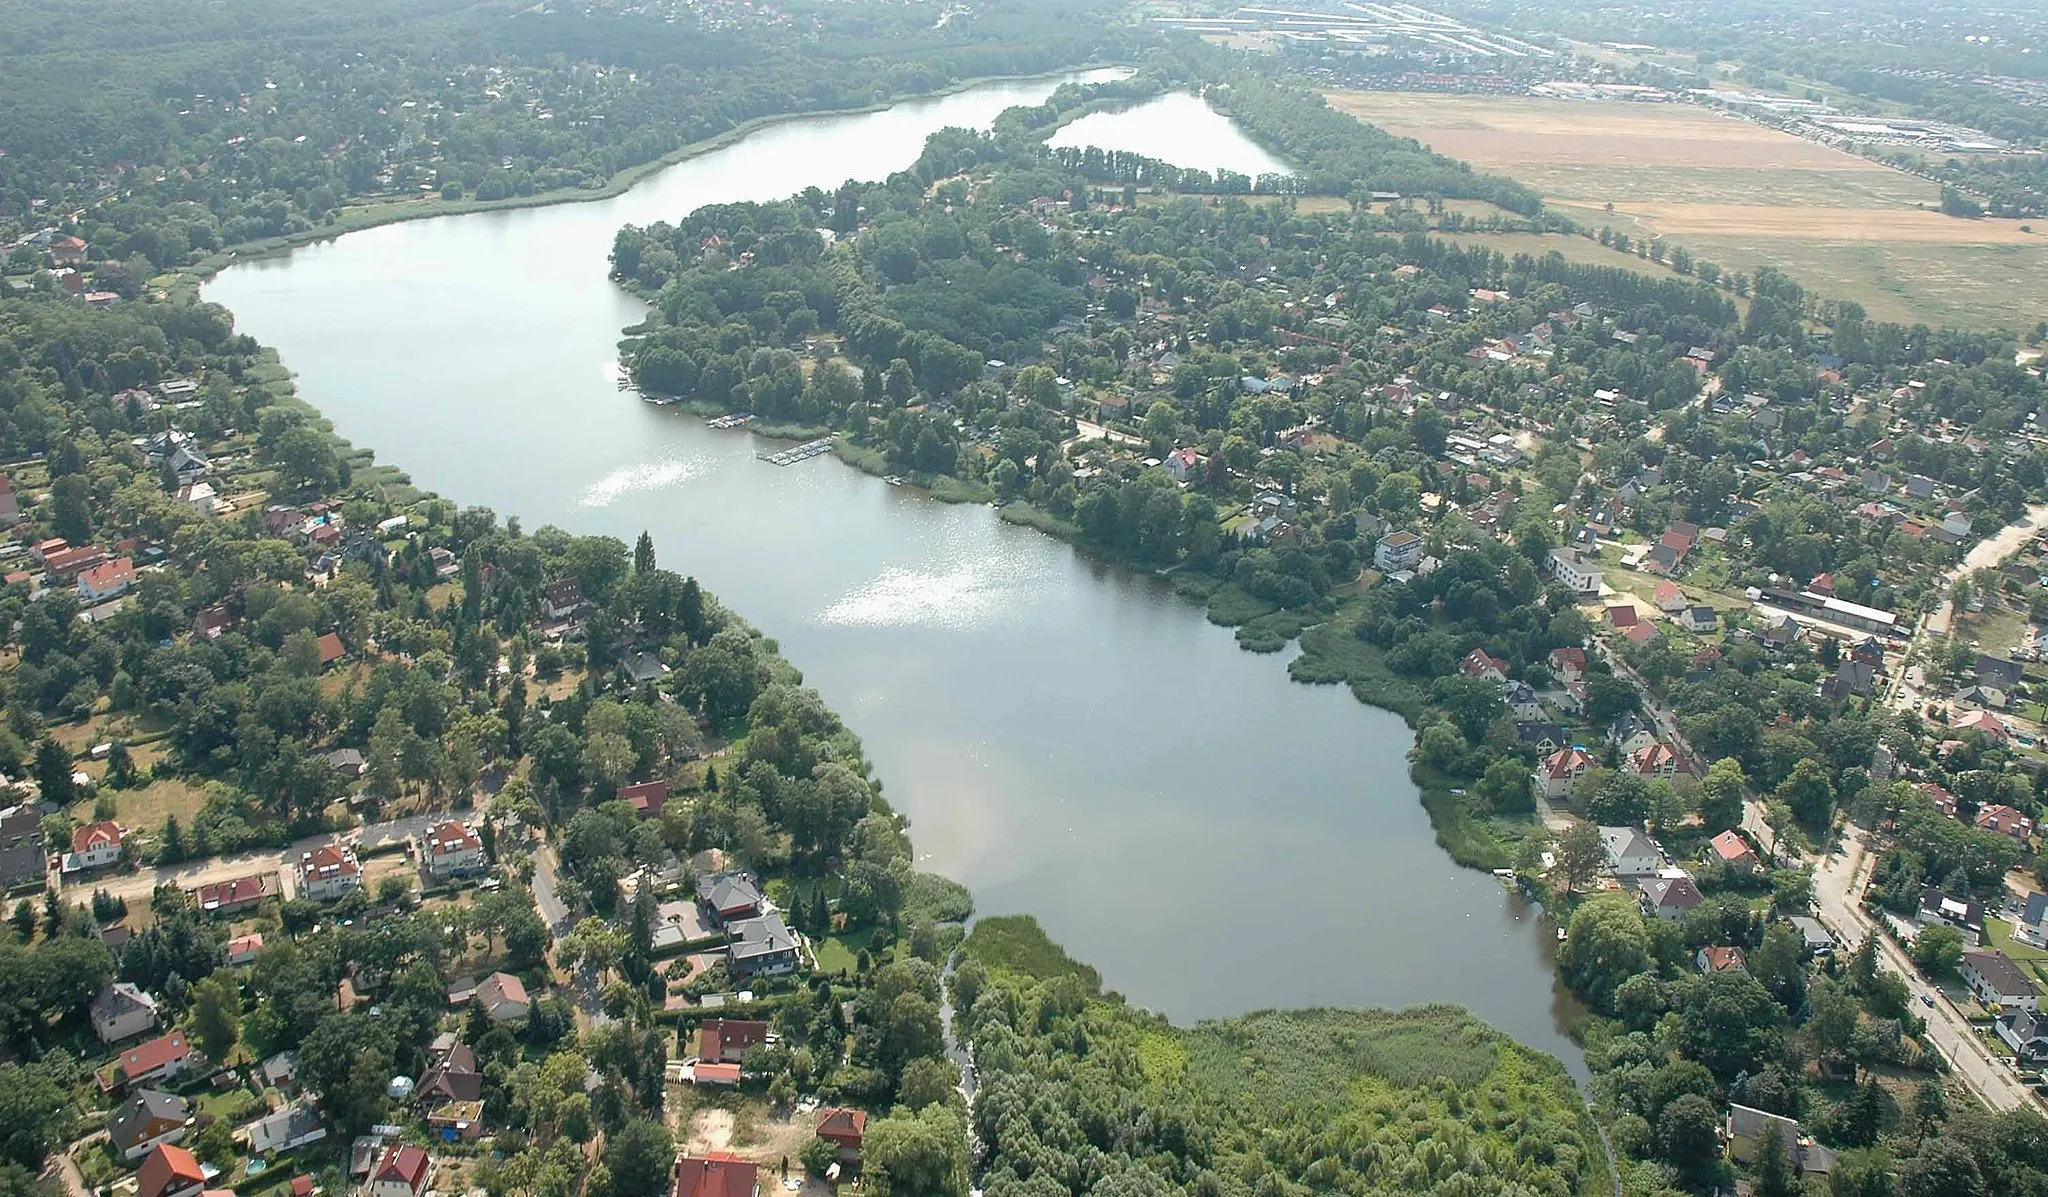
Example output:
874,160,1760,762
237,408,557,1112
1812,828,2036,1113
63,804,488,909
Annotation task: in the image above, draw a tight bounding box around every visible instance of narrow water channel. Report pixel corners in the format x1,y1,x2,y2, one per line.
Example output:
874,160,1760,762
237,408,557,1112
204,78,1589,1076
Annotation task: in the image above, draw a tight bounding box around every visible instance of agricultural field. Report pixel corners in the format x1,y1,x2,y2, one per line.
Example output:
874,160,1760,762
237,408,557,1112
1326,90,2048,329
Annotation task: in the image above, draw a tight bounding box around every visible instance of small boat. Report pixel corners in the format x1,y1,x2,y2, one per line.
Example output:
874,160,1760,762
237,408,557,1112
882,475,905,487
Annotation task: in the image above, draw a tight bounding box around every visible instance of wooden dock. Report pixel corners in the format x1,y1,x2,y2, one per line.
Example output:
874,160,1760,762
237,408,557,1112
759,436,836,466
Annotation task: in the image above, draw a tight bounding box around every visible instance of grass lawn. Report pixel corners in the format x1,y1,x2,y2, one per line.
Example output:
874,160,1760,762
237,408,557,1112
812,935,859,976
1986,916,2048,962
81,777,211,835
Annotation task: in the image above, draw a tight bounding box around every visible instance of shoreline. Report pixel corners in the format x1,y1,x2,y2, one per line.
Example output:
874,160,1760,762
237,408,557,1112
186,66,1571,1063
166,64,1127,296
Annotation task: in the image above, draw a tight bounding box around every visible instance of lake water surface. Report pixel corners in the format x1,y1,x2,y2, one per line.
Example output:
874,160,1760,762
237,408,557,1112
1046,91,1295,179
205,77,1586,1075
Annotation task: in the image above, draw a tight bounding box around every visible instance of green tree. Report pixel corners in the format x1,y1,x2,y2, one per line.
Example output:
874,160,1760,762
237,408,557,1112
1755,1120,1798,1197
1586,772,1652,826
31,740,72,810
1679,972,1784,1079
1555,822,1606,894
0,1063,65,1169
1698,758,1749,834
191,972,241,1062
1898,1138,1982,1197
1657,1093,1721,1171
1475,757,1533,814
1560,893,1652,1011
1911,925,1964,975
605,1118,675,1197
1776,757,1836,828
863,1106,970,1197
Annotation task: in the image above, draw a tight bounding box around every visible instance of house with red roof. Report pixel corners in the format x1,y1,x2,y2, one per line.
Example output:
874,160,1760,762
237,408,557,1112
816,1108,868,1163
1952,709,2011,746
476,972,530,1023
1652,580,1686,614
1697,946,1748,975
65,820,122,872
674,1153,758,1197
423,820,485,878
1623,621,1661,648
78,559,137,601
365,1143,432,1197
296,844,361,901
1547,647,1587,682
44,544,108,578
191,872,277,916
1458,649,1508,684
226,933,265,967
1535,747,1594,801
1605,605,1639,629
620,780,670,818
102,1031,196,1092
137,1143,206,1197
686,1062,742,1086
699,1018,770,1064
1978,804,2034,842
1628,742,1684,780
315,632,347,668
1710,830,1757,875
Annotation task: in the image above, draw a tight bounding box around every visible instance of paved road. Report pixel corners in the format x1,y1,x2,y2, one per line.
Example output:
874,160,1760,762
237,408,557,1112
532,841,571,935
1812,827,2036,1112
63,805,485,908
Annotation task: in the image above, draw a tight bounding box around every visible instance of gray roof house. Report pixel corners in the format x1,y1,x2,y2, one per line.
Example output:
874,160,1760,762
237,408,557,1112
91,982,160,1044
0,804,45,893
617,650,667,685
243,1101,327,1156
1787,916,1835,956
726,911,800,980
2000,1008,2048,1064
107,1089,191,1160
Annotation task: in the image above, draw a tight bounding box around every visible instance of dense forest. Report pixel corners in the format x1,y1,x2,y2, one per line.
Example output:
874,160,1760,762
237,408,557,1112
0,0,1133,280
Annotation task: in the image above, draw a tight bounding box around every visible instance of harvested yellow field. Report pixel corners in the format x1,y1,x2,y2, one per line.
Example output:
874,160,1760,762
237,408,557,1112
1328,92,1867,172
1326,90,2048,329
1583,203,2039,243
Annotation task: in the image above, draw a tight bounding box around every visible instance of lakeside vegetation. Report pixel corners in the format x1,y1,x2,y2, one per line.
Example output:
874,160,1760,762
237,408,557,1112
958,916,1611,1197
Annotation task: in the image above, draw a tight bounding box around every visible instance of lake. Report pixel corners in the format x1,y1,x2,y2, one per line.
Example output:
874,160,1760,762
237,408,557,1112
204,73,1585,1075
1046,91,1295,179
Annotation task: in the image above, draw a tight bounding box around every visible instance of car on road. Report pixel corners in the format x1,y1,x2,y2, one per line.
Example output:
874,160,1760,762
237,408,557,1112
1922,994,1935,1007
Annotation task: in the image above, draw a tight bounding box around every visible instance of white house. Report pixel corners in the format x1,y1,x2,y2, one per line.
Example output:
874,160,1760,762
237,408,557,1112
65,820,123,872
1599,826,1662,877
91,982,159,1044
1372,530,1423,573
365,1143,432,1197
423,820,486,879
1962,950,2040,1012
296,843,362,901
1547,547,1603,595
1535,747,1594,801
1504,680,1543,722
176,482,217,515
76,557,135,602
